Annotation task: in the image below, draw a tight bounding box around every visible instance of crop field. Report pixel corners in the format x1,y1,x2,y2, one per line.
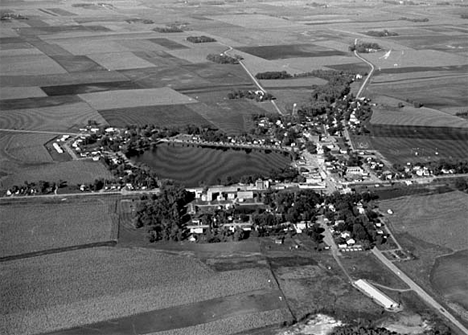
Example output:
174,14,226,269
147,38,189,50
237,44,347,60
0,247,281,335
78,87,197,110
87,51,158,70
379,191,468,251
369,76,468,109
166,45,229,64
260,77,327,89
99,104,212,128
133,144,292,187
0,102,108,132
0,54,67,76
179,62,251,85
0,198,115,258
41,80,143,96
431,250,468,312
1,160,113,190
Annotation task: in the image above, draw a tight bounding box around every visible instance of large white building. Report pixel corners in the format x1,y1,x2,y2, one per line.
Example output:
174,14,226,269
354,279,400,310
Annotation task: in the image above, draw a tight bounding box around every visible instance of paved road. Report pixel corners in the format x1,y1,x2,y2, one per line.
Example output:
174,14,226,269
372,248,468,335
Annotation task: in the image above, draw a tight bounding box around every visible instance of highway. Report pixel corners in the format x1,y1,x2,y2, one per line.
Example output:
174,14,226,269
372,248,468,335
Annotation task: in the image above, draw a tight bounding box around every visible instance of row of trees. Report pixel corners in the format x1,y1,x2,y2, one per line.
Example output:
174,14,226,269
365,30,398,37
186,36,216,43
255,71,292,80
227,90,275,101
349,42,381,53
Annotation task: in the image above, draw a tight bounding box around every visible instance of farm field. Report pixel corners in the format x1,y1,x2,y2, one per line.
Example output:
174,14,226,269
379,191,468,251
132,143,292,187
1,160,113,190
0,247,284,335
0,198,116,258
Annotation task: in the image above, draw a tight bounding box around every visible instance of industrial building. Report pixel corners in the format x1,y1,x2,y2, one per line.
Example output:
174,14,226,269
354,279,400,310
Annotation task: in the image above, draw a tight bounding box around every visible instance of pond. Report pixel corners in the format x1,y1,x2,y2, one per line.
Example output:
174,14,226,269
132,143,292,187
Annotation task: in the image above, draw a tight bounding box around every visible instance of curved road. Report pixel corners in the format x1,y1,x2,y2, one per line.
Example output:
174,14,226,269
354,49,375,99
372,248,468,335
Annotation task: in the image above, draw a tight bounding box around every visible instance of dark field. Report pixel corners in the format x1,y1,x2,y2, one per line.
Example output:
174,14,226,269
148,38,189,50
236,44,346,60
42,81,143,96
375,64,468,75
132,144,292,187
0,95,82,110
431,249,468,312
370,125,468,140
98,104,211,128
49,55,107,73
16,25,111,36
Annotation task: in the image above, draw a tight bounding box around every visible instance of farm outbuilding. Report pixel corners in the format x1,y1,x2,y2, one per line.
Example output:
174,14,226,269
354,279,400,310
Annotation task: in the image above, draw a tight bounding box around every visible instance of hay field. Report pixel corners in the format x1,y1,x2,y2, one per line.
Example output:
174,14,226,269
0,247,277,335
166,45,227,64
210,14,301,29
1,160,113,189
1,133,55,165
0,199,115,258
78,87,197,110
0,102,108,132
260,77,327,89
379,191,468,251
431,250,468,312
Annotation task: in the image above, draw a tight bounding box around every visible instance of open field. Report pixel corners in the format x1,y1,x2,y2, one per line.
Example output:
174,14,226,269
237,44,347,60
431,250,468,314
133,143,292,187
0,133,55,166
0,247,282,335
0,198,115,258
1,160,113,190
379,191,468,251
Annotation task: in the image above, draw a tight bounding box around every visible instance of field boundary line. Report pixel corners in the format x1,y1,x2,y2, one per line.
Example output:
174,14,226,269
0,128,81,136
0,241,117,262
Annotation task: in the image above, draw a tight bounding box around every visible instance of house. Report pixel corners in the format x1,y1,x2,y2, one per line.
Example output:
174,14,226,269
237,191,254,202
294,222,308,233
346,166,364,175
346,238,356,245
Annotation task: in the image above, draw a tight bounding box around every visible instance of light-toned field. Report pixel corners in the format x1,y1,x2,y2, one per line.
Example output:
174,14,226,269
54,40,131,55
0,199,115,258
78,87,197,110
0,54,67,76
0,247,277,335
0,87,47,100
87,51,157,70
260,77,328,89
0,102,108,131
379,191,468,251
1,160,114,189
166,44,227,64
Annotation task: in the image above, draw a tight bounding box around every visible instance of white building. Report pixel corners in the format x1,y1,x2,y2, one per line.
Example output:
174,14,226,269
354,279,400,310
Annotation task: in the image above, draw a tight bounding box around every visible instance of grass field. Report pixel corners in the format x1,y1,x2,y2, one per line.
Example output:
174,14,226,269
133,144,292,187
0,198,115,258
0,247,281,335
237,44,346,60
99,104,212,128
379,191,468,251
431,250,468,313
1,133,55,165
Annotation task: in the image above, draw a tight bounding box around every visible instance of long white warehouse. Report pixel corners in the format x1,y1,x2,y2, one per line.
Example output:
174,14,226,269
354,279,400,310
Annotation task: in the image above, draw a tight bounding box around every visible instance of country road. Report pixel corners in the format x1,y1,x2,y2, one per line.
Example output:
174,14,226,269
220,43,285,115
372,248,468,335
354,49,375,99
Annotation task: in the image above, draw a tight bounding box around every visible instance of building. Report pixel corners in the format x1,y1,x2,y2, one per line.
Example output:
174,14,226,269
354,279,400,310
346,166,364,175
